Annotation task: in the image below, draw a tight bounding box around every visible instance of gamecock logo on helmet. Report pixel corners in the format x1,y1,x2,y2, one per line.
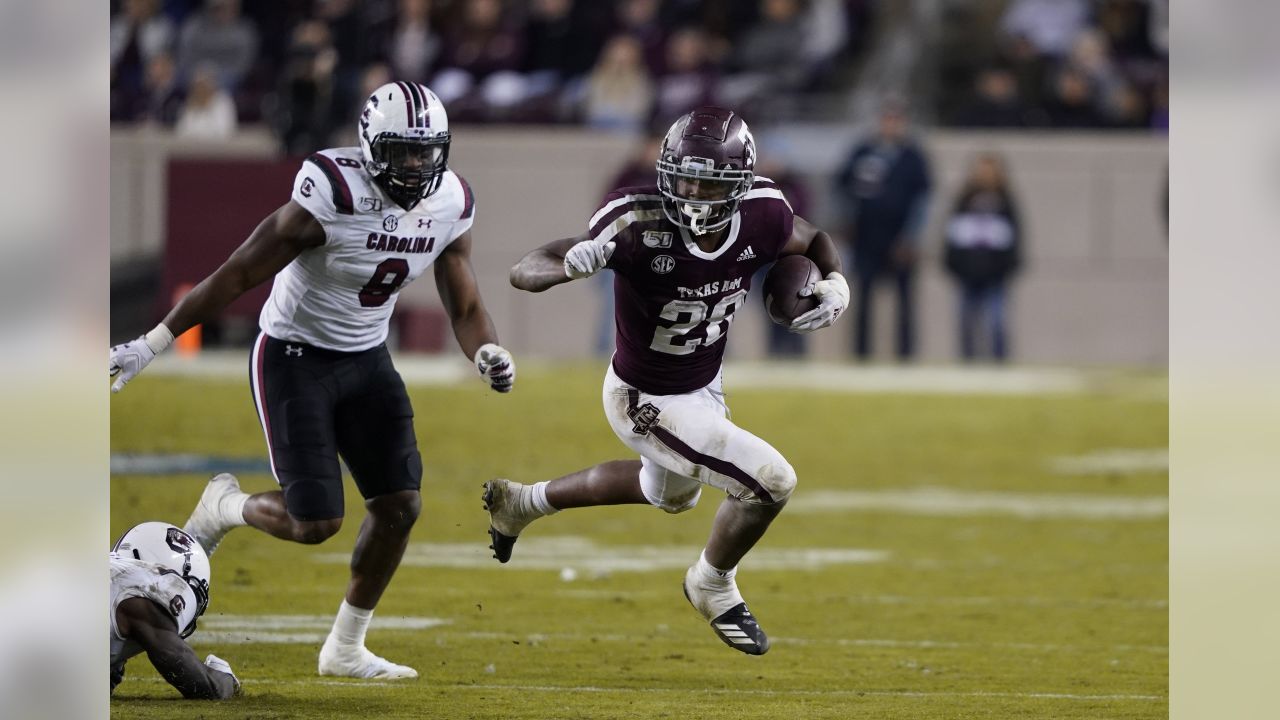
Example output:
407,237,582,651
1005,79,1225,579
165,527,194,554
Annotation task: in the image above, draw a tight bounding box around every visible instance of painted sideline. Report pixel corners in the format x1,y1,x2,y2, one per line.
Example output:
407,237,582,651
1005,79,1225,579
143,351,1113,396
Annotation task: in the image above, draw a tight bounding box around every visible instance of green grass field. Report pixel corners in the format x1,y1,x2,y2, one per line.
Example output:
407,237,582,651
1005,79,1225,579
110,362,1167,719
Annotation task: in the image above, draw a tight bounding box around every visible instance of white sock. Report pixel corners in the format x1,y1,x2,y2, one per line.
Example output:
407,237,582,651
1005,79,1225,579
697,550,737,582
222,492,250,527
328,600,373,649
530,481,560,516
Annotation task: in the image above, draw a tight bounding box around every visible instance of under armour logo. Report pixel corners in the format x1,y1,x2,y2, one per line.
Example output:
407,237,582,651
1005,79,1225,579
419,218,432,228
285,345,303,357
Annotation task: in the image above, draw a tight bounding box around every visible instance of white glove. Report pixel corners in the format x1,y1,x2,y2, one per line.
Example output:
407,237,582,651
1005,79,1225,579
109,325,174,393
204,653,241,694
790,272,850,334
563,240,616,279
474,343,515,393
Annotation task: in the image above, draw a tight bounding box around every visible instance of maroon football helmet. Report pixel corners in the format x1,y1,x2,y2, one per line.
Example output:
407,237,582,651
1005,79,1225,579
656,107,756,235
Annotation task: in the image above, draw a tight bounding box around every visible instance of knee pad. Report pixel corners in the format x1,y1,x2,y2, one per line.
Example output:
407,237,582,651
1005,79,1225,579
756,459,797,505
640,463,702,514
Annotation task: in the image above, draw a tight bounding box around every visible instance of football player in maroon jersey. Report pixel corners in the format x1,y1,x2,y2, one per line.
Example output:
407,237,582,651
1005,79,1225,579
487,107,849,654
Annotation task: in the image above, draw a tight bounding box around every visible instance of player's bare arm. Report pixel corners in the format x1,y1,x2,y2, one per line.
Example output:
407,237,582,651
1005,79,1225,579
779,215,843,278
162,201,326,337
779,215,850,333
115,597,240,700
509,234,587,292
110,200,326,392
437,230,516,392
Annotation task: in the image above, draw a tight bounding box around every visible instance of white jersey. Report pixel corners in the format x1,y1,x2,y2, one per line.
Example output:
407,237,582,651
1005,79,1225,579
109,553,199,675
259,147,476,352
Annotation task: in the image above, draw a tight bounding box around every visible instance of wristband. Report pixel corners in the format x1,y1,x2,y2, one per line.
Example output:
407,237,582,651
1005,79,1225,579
143,324,175,355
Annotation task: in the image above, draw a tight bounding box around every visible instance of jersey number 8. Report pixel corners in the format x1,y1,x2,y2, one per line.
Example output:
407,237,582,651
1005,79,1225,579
358,258,410,307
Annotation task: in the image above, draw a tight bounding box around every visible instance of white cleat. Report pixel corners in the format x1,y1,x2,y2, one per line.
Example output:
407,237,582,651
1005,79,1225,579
318,640,418,680
482,479,539,563
181,473,247,556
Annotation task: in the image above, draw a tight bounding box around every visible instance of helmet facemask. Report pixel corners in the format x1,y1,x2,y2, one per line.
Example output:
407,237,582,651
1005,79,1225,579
656,156,753,235
367,133,451,211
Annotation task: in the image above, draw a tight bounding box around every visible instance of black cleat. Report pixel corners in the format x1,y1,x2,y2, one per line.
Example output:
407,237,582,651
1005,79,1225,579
683,581,770,655
483,479,534,563
487,525,518,564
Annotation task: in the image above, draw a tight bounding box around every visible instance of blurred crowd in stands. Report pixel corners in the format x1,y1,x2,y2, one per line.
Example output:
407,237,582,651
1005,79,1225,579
111,0,1167,147
940,0,1168,130
110,0,872,148
111,0,1165,362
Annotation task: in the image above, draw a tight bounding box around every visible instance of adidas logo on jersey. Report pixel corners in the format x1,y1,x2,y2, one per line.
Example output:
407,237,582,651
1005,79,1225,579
735,246,757,261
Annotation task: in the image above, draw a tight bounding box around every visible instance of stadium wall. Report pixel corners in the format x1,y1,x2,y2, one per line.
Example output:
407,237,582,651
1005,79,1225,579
110,127,1167,366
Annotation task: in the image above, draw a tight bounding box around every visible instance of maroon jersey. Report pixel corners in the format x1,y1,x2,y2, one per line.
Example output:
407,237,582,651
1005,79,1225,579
591,180,795,394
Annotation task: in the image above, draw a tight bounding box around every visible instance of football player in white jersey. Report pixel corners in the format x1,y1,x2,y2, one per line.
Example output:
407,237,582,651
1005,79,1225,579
110,522,240,699
109,82,515,679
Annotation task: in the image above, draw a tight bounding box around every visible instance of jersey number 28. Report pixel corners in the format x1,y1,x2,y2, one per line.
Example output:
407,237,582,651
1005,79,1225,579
650,290,747,355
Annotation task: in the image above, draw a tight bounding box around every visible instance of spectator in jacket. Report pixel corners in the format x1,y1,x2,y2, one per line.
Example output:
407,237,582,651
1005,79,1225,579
943,153,1022,362
834,100,932,361
175,0,259,91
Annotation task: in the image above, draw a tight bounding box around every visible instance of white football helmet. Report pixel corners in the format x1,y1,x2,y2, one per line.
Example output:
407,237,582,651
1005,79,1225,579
113,522,211,634
358,81,452,210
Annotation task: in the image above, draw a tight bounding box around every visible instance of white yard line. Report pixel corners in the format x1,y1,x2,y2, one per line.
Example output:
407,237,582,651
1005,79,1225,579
191,615,450,644
125,677,1164,702
1049,449,1169,475
313,536,888,572
787,487,1167,519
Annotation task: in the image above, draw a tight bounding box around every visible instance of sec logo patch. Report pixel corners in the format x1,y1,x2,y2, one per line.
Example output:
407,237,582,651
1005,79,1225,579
383,215,399,231
651,255,675,274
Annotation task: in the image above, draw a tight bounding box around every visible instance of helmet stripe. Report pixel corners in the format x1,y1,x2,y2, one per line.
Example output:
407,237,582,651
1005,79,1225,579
404,81,426,128
415,83,432,128
395,81,417,128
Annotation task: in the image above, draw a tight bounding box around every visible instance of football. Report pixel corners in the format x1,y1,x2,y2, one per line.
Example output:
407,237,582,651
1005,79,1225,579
762,255,821,326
